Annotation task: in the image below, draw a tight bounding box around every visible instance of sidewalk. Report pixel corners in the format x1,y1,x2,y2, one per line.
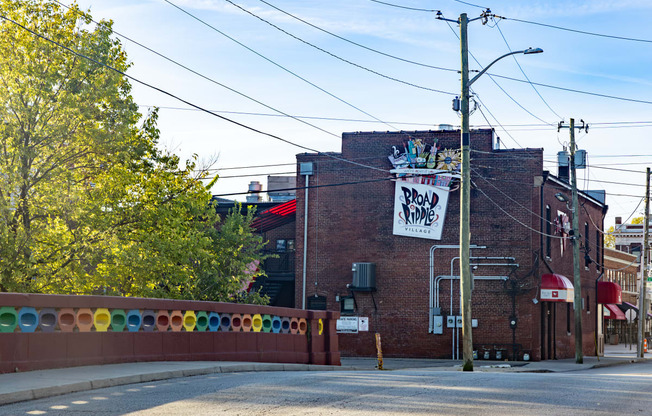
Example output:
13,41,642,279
0,343,648,406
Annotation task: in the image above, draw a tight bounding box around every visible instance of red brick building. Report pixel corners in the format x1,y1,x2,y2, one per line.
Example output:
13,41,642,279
294,128,608,361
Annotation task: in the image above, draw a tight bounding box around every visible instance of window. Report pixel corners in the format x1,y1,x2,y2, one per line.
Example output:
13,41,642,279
286,239,295,251
307,295,327,310
584,223,590,268
596,230,601,271
340,296,355,314
587,294,590,313
276,239,286,251
545,205,552,258
566,303,571,334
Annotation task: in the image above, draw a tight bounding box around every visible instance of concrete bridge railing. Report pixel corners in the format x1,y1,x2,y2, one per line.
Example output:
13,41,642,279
0,293,340,373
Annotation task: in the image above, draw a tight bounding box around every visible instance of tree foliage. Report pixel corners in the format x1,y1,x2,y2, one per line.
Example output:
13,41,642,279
0,0,268,304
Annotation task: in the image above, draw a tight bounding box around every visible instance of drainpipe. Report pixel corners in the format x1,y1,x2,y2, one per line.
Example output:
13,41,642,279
300,163,313,310
449,256,517,360
429,245,475,332
432,275,509,360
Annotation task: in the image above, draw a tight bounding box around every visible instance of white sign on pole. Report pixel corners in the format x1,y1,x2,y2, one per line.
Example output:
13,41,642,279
392,181,449,240
336,317,359,333
626,309,636,323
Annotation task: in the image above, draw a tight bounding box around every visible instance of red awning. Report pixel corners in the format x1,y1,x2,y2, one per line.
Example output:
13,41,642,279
541,273,574,303
597,281,622,304
251,199,296,233
604,304,626,320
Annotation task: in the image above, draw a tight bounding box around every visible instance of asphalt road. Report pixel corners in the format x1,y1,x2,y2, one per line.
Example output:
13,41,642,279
3,362,652,415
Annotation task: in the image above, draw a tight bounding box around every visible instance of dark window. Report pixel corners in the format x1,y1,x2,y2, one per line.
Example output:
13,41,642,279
585,223,590,268
546,205,552,258
340,296,355,314
596,230,601,271
587,294,590,313
307,295,327,310
567,303,571,334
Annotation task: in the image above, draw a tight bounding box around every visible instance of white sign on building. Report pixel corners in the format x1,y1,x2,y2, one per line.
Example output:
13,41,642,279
336,317,359,333
392,181,450,240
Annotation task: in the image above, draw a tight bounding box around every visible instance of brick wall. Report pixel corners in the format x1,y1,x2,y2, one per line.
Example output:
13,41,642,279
295,129,605,361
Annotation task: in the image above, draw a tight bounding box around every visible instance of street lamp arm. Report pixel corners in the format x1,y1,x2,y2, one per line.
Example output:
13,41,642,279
468,48,543,87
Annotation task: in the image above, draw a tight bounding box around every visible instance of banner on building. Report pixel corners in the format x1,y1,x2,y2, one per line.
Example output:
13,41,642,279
392,181,450,240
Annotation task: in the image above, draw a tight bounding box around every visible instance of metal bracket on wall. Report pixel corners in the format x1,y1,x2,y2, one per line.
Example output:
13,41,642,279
348,287,378,311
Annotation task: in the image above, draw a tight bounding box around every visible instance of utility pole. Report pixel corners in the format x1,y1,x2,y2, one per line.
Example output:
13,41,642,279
435,9,542,371
637,167,650,357
569,119,583,364
559,118,587,364
458,12,473,372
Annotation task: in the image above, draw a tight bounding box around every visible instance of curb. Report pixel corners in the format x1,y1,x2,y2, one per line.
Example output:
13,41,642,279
0,363,341,406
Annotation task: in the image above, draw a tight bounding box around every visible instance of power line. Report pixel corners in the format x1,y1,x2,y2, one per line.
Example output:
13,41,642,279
204,171,296,179
0,12,387,175
53,0,341,140
499,15,652,44
224,0,454,95
146,105,652,129
209,162,296,171
162,0,404,132
471,92,522,147
258,0,458,73
143,105,437,126
444,19,553,128
452,0,488,9
367,0,438,12
487,72,652,106
494,20,562,120
474,184,570,240
212,174,397,197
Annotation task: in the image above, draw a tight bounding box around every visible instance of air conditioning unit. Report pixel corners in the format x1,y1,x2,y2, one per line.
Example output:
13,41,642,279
352,262,376,290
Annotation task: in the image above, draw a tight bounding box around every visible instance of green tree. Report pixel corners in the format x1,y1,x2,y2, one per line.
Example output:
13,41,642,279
0,0,269,304
605,226,615,249
0,0,138,291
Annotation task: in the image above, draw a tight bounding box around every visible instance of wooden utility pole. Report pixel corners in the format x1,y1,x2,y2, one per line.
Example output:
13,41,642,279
569,118,583,364
637,167,650,357
458,12,474,372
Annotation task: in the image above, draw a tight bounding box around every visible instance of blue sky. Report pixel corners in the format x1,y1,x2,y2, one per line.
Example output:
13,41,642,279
68,0,652,226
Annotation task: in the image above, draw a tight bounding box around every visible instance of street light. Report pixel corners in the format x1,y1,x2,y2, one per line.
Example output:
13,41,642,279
457,12,543,371
469,48,543,86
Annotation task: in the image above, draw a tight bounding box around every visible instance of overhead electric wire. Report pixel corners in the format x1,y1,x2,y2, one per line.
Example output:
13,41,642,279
367,0,438,12
143,105,437,126
224,0,454,95
472,166,553,227
258,0,458,73
486,72,652,106
162,0,404,132
0,12,388,175
204,171,296,179
583,197,645,236
474,183,569,239
498,15,652,44
452,0,487,9
444,19,553,132
149,105,652,129
471,92,522,147
53,0,343,140
144,104,652,131
213,174,398,197
208,162,296,171
494,20,563,120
